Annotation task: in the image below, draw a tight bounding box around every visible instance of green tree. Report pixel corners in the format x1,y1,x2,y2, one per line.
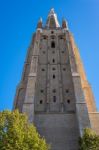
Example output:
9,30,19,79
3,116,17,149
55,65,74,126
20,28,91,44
0,110,50,150
79,128,99,150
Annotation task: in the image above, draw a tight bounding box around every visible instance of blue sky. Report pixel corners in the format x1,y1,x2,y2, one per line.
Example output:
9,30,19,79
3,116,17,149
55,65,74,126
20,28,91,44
0,0,99,111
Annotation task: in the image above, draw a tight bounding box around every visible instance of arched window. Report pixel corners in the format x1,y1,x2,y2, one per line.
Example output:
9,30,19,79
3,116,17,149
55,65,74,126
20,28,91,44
51,31,54,34
52,67,56,71
40,89,44,93
53,96,56,102
53,74,55,79
66,89,69,93
51,41,55,48
40,100,43,104
67,99,70,104
42,68,45,71
52,59,55,63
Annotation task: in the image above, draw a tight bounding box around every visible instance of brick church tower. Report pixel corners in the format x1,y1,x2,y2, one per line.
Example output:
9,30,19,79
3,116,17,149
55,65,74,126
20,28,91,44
14,9,99,150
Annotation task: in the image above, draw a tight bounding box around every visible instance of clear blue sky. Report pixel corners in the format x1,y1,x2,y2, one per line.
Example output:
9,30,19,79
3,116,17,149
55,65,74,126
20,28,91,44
0,0,99,111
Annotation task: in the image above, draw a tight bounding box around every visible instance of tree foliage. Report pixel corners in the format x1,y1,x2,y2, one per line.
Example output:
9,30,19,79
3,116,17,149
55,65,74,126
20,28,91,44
0,110,50,150
79,128,99,150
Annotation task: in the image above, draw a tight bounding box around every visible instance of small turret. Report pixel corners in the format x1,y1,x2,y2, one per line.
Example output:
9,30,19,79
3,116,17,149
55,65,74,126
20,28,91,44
37,18,43,28
62,19,68,30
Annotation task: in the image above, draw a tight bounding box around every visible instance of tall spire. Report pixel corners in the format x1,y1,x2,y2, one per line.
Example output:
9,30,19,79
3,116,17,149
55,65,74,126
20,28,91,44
46,8,60,28
62,18,68,30
37,17,43,28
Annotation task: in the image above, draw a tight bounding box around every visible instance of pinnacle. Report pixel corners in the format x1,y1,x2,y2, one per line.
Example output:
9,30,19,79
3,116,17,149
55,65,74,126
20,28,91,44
50,8,55,14
39,17,42,22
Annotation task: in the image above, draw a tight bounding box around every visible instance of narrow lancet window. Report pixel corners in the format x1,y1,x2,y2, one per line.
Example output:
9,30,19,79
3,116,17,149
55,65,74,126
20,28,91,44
51,41,55,48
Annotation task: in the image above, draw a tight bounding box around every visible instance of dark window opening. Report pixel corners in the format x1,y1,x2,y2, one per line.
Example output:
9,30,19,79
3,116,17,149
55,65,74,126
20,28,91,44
52,67,56,71
53,96,56,102
53,59,55,63
40,90,44,93
62,51,64,53
60,37,63,39
43,36,47,39
51,41,55,48
42,68,45,71
66,89,69,93
53,89,56,93
53,74,55,79
51,31,54,34
63,68,66,71
40,100,43,104
67,99,70,104
43,51,45,54
52,51,55,54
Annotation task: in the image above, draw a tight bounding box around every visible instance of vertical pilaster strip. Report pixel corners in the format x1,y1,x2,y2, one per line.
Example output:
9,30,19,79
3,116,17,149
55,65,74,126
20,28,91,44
22,29,42,122
47,63,50,111
67,31,91,136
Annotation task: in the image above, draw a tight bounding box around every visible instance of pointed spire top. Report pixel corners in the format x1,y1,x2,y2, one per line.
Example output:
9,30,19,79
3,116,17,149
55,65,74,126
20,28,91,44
46,8,60,28
39,17,42,22
62,18,68,30
49,8,55,15
37,17,43,28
